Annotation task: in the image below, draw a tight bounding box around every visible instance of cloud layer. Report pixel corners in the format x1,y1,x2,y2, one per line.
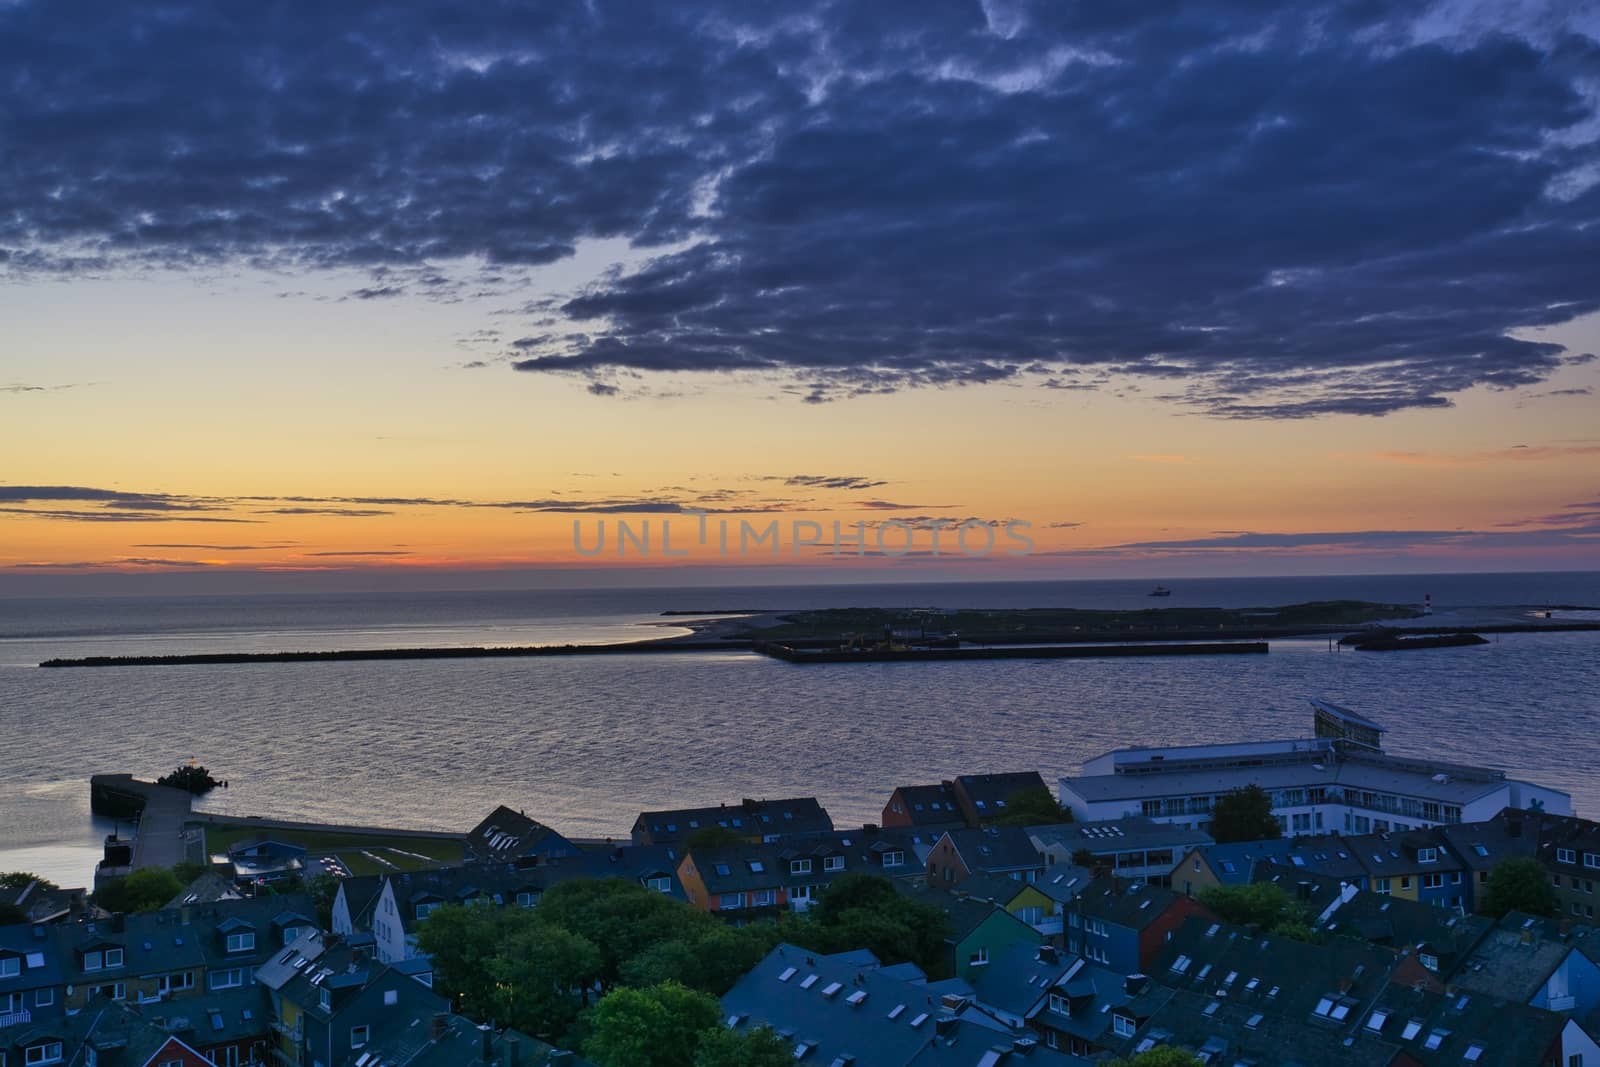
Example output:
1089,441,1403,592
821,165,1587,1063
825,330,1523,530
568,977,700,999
2,0,1598,415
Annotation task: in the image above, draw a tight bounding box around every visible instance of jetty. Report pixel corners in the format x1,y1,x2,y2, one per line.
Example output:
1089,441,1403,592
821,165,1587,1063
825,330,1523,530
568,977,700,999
89,773,195,877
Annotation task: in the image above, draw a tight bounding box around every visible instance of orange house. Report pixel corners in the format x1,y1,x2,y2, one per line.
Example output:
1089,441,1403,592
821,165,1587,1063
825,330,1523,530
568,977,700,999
677,843,789,918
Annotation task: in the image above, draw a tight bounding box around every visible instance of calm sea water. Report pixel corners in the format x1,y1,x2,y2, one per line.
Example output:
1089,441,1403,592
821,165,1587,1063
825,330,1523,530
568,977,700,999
2,572,1597,887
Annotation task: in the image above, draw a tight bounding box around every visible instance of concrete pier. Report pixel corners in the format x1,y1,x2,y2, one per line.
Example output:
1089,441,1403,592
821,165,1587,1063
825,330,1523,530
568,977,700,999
89,774,195,875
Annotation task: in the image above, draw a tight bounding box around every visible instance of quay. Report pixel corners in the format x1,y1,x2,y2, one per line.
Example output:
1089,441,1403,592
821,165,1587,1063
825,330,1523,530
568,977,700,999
88,773,194,880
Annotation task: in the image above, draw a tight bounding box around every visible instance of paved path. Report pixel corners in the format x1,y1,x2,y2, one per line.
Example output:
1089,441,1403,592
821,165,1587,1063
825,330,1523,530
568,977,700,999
89,774,194,870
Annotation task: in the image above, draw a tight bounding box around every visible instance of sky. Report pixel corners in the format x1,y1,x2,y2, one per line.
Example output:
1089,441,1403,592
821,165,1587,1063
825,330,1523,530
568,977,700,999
2,0,1599,593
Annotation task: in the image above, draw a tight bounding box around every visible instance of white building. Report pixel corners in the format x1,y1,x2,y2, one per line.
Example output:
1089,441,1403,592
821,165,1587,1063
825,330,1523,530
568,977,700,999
1059,700,1571,837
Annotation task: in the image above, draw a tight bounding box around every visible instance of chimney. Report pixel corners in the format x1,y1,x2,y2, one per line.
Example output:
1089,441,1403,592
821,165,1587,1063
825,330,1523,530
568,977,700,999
1124,973,1148,996
504,1036,521,1067
1036,945,1058,965
179,905,191,925
481,1023,494,1063
430,1013,450,1040
111,913,126,933
935,1014,959,1039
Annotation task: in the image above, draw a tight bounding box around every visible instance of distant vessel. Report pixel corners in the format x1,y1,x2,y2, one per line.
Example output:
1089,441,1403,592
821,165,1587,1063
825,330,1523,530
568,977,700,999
1148,586,1172,597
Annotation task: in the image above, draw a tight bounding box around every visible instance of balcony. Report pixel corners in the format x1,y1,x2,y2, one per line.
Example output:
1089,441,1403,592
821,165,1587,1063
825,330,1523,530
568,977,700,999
270,1019,303,1041
1031,915,1064,936
0,1007,31,1027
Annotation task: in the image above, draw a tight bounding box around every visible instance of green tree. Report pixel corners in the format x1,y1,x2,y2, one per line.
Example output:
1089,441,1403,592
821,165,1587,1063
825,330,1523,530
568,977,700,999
0,872,57,891
1197,882,1308,933
417,904,513,1014
993,785,1072,827
786,874,951,976
536,880,709,989
583,982,721,1067
621,922,781,996
485,921,603,1039
693,1025,793,1067
1108,1049,1204,1067
1481,857,1557,918
305,873,341,929
1071,847,1098,868
1208,785,1282,844
684,826,747,850
95,867,183,913
170,862,210,885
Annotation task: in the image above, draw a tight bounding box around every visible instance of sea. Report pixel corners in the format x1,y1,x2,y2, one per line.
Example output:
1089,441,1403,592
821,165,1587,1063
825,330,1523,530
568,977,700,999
1,571,1597,888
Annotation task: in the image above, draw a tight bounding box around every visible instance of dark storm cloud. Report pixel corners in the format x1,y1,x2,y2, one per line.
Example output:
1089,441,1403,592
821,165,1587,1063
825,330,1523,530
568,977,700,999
2,1,1596,417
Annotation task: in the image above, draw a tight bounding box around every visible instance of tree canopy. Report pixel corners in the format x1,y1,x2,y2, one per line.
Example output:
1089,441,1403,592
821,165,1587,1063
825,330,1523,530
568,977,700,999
1480,857,1557,918
785,874,951,976
1108,1049,1204,1067
582,982,721,1067
992,785,1073,827
684,826,747,850
0,871,56,891
693,1025,793,1067
1208,785,1283,844
1197,881,1315,939
94,867,183,914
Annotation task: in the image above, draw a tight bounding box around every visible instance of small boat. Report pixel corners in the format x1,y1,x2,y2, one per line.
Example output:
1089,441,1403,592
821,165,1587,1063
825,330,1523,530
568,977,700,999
1148,586,1172,597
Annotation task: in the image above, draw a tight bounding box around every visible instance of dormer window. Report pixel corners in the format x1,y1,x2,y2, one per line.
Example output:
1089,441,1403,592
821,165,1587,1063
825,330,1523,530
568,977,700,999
320,987,331,1011
823,856,844,872
415,902,440,920
790,859,813,875
24,1042,63,1066
0,955,18,979
226,932,256,953
1417,848,1438,863
882,851,905,868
